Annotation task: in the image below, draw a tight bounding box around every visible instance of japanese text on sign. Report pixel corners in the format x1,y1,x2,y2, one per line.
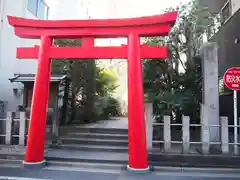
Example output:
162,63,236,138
224,67,240,90
226,75,240,83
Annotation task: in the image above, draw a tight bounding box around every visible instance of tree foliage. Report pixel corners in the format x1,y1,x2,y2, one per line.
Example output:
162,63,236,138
52,39,121,124
94,67,121,118
96,68,119,97
143,0,219,122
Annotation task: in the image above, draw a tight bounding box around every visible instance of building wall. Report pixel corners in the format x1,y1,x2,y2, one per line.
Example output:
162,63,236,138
210,9,240,77
199,0,240,77
200,0,240,18
231,0,240,15
197,0,228,13
0,0,47,111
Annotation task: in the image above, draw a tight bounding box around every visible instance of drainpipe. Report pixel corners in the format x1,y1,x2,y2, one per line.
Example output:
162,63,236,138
0,0,5,28
0,0,6,68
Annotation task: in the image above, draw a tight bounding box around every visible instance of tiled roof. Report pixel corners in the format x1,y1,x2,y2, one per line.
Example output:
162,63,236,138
9,74,67,83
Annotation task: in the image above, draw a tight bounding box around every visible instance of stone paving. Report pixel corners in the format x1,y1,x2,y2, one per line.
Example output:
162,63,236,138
0,167,240,180
45,149,128,163
81,117,128,129
0,145,25,155
0,145,49,155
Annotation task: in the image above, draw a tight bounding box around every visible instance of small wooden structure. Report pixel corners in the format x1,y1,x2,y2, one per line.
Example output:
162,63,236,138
9,74,67,121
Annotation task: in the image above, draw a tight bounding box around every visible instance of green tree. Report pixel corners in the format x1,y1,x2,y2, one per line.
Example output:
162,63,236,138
95,68,118,97
143,0,219,122
52,39,96,124
52,39,121,123
94,67,121,118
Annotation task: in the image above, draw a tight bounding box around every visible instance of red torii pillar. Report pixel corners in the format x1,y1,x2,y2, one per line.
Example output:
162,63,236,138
7,12,177,170
24,36,52,167
127,33,148,169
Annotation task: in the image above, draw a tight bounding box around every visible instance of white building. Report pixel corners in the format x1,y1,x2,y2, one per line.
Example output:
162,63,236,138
0,0,49,112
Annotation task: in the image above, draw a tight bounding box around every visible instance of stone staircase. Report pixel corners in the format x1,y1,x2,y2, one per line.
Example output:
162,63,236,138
2,124,240,171
42,125,129,172
58,126,129,152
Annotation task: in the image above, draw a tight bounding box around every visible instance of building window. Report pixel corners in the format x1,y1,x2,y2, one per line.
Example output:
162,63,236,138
27,0,49,19
221,0,231,24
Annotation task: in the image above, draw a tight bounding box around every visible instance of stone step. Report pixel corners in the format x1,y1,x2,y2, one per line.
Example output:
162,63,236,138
0,159,22,168
45,150,128,165
58,144,128,152
47,160,124,169
46,160,240,176
0,154,24,160
66,132,128,140
60,137,128,146
60,127,128,135
46,160,125,174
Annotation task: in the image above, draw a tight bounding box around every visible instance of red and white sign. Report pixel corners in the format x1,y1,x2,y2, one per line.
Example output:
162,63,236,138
224,67,240,90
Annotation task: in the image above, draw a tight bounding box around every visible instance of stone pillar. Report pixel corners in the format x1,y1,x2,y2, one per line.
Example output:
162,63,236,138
221,116,229,154
182,116,190,153
144,102,153,150
164,116,171,152
19,112,26,145
201,104,210,154
200,42,220,142
52,84,59,137
5,112,12,145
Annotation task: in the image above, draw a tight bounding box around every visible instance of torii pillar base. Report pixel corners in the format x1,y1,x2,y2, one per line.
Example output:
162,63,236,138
23,160,46,169
127,165,150,174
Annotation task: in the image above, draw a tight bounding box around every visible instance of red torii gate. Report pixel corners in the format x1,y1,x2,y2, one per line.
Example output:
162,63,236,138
8,12,177,170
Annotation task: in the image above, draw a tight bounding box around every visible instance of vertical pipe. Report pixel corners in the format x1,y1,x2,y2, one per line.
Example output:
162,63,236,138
234,90,238,155
24,36,52,165
127,33,148,170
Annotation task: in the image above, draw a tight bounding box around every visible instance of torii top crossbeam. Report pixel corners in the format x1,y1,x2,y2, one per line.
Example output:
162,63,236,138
8,12,177,38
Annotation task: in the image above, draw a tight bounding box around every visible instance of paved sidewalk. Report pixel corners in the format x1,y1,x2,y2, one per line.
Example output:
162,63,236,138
0,145,25,155
80,117,128,129
1,167,240,180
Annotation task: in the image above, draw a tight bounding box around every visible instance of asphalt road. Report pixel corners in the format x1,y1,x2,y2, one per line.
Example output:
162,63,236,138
0,167,240,180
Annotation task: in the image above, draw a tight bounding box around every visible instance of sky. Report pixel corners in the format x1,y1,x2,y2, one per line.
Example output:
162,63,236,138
48,0,191,20
86,0,191,18
112,0,191,18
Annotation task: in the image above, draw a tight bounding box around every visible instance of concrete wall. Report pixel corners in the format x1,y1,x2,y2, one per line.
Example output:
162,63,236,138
197,0,228,13
198,0,240,17
231,0,240,15
0,0,45,111
210,9,240,77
